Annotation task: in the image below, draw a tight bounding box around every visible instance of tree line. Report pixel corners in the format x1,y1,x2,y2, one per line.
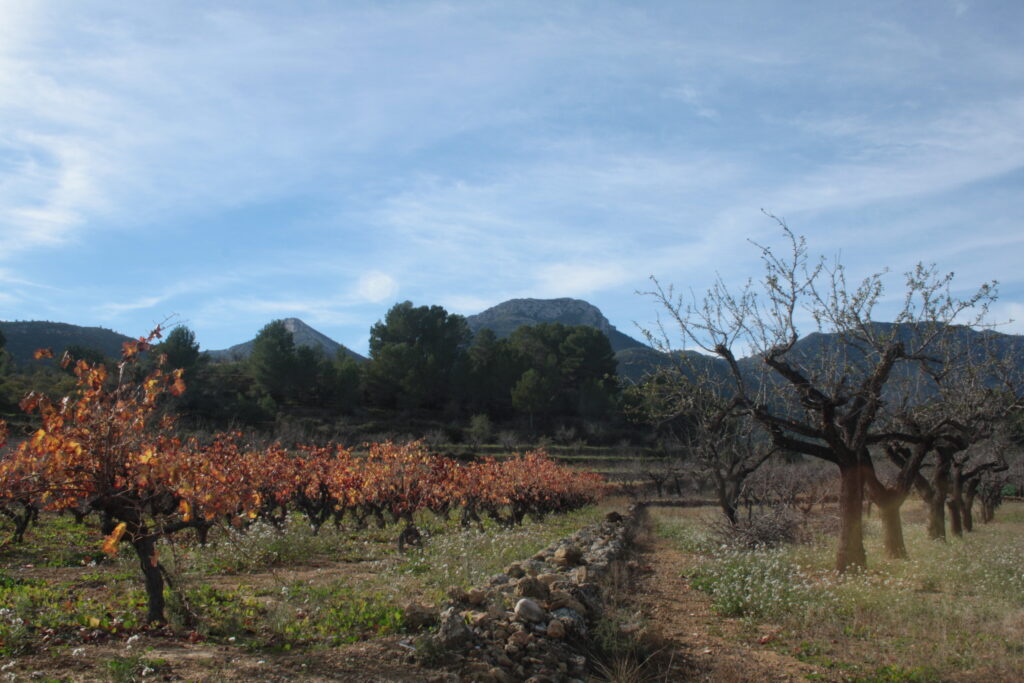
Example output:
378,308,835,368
0,303,623,437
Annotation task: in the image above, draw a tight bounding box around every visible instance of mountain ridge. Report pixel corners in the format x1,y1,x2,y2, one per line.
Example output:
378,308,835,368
0,321,134,366
6,302,1024,389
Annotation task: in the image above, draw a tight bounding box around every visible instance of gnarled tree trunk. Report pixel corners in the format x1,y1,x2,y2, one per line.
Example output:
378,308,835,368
947,500,963,537
836,463,867,571
926,459,951,541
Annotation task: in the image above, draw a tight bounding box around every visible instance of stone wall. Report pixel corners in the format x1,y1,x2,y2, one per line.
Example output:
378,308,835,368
426,504,646,683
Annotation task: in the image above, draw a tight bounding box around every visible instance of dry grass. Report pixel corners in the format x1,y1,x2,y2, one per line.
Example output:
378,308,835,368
652,500,1024,681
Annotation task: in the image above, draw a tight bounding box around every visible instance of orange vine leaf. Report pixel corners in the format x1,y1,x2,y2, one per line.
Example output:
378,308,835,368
101,522,128,556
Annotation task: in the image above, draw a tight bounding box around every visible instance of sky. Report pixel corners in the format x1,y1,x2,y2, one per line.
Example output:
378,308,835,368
1,0,1023,355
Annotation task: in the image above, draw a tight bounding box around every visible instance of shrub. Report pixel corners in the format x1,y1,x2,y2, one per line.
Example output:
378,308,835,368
465,414,492,448
709,506,806,549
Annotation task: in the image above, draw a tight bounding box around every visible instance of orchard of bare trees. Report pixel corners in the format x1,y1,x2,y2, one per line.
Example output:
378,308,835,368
638,220,1023,572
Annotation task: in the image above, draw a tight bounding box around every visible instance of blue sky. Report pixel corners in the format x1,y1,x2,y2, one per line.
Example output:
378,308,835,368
2,0,1023,355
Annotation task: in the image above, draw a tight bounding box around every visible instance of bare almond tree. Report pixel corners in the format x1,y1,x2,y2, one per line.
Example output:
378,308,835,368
881,336,1023,544
632,361,775,523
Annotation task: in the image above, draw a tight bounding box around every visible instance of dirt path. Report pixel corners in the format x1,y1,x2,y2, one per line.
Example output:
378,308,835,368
631,532,826,682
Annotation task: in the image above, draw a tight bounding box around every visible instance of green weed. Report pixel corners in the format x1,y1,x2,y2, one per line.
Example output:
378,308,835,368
105,655,168,683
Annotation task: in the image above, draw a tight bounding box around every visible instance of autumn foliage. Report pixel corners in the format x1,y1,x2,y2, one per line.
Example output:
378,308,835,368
0,329,605,623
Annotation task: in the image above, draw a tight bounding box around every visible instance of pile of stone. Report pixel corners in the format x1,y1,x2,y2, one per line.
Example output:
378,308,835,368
424,507,641,683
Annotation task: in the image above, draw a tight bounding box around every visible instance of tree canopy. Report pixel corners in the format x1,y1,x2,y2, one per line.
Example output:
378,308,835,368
364,301,472,410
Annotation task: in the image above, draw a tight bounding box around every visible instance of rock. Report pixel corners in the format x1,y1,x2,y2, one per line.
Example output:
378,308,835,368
447,586,469,603
546,619,566,639
434,606,472,648
514,598,546,623
417,514,635,680
489,667,517,683
571,583,602,616
551,608,586,637
536,573,561,587
464,661,493,679
402,603,437,630
508,630,532,647
547,591,587,615
514,577,550,600
426,674,458,683
553,545,583,567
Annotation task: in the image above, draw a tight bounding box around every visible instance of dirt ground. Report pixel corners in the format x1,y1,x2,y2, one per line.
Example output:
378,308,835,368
628,531,825,682
8,634,454,682
1,512,840,682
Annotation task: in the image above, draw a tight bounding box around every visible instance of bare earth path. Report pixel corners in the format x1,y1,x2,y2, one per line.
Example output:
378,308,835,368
631,531,826,682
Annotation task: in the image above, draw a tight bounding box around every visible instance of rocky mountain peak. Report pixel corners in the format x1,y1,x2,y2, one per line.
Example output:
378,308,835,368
470,298,610,329
465,298,646,353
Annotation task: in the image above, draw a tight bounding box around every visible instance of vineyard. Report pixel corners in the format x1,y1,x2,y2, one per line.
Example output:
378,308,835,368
1,324,1021,681
0,329,606,632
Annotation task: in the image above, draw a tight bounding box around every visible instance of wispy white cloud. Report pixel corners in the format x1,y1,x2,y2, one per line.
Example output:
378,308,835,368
775,98,1024,217
355,271,399,303
533,262,633,298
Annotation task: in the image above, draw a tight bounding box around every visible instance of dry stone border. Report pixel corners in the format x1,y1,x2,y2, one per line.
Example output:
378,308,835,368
422,505,645,683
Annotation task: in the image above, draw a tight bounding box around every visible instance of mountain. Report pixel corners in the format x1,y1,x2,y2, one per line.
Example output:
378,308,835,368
206,318,366,363
463,299,1024,389
465,297,668,382
466,298,648,353
0,321,134,366
736,323,1024,400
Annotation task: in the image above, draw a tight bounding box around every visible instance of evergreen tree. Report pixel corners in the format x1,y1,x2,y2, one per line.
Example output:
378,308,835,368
364,302,471,410
249,320,297,403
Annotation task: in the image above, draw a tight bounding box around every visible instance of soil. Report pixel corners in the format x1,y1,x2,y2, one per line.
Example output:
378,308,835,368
10,634,451,682
626,523,827,683
2,512,839,682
